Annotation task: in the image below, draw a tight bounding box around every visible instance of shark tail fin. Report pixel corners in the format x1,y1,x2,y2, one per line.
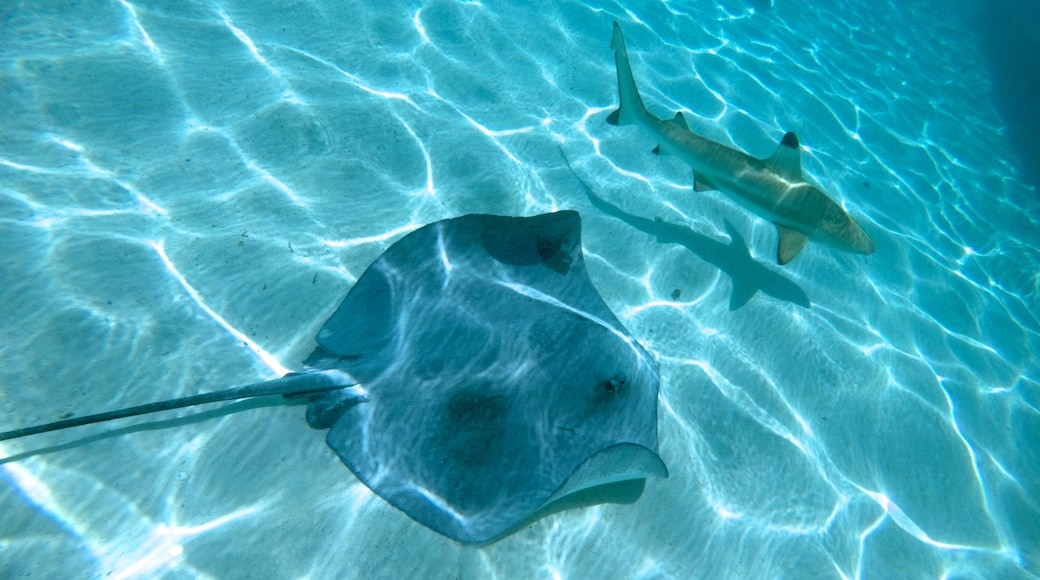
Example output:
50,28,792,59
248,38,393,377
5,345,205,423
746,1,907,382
607,21,649,126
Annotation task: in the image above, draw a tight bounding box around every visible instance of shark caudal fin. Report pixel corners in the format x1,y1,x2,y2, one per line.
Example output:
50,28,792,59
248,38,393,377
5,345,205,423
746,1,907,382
606,21,649,126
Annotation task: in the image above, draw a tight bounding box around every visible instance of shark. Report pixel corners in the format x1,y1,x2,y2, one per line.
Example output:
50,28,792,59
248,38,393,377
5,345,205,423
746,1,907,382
606,21,875,265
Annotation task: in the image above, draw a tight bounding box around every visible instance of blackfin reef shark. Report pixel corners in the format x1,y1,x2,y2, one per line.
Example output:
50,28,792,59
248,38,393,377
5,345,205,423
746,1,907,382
607,21,875,265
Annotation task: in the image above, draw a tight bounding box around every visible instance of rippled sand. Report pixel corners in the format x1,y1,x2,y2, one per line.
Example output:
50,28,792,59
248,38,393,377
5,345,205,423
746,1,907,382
1,0,1037,578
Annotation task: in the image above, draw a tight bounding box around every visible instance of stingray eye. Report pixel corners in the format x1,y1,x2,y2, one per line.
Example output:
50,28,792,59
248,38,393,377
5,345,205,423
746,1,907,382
536,234,573,274
602,374,627,394
536,234,557,259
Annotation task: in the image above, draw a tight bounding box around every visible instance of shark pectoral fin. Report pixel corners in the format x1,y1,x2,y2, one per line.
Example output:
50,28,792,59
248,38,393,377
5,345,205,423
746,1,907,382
606,109,621,125
764,132,804,181
775,224,809,265
693,171,716,192
652,145,662,155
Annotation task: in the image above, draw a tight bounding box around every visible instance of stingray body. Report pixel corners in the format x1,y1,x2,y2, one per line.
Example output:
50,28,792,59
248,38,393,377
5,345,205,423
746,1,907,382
1,211,666,545
302,211,665,543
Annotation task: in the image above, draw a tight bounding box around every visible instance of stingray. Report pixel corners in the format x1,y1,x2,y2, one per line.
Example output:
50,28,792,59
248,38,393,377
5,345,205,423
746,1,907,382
1,211,667,544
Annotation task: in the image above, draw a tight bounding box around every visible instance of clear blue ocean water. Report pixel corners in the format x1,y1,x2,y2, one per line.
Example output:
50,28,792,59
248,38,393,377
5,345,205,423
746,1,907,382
1,0,1038,578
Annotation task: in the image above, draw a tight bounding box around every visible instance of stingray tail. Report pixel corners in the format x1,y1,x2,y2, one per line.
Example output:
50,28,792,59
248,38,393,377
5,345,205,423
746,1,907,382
606,21,649,127
0,371,358,441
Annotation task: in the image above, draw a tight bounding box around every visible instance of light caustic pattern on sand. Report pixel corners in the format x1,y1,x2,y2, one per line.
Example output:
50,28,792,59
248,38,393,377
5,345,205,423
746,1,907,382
0,0,1038,578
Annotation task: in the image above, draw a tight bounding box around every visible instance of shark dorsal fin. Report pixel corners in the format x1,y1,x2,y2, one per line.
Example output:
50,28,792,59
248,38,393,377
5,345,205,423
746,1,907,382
668,112,690,131
775,224,809,265
764,132,803,181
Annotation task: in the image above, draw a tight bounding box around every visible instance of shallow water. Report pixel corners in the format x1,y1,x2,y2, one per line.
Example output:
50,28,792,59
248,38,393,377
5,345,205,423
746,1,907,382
1,0,1038,578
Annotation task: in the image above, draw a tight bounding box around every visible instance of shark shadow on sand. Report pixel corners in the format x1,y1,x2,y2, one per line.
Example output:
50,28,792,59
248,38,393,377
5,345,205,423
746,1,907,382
566,167,810,310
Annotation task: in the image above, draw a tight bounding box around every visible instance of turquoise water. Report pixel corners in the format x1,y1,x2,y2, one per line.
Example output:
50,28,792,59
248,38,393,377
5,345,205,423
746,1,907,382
2,0,1038,577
